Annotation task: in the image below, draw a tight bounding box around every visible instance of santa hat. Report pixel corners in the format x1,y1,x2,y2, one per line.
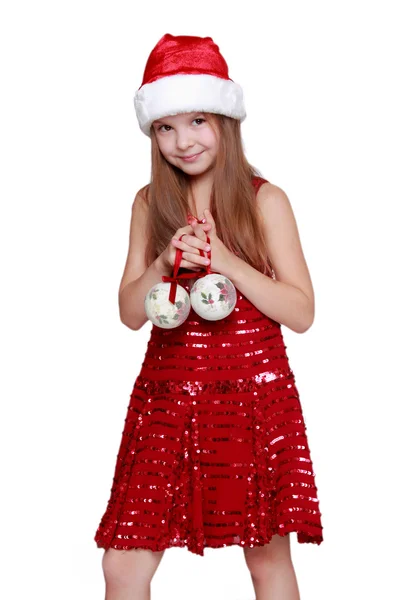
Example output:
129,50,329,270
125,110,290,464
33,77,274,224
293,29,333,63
134,34,246,136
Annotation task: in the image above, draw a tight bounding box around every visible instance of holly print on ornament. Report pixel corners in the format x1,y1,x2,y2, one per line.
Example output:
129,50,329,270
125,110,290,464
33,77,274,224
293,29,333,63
190,274,237,320
144,282,191,329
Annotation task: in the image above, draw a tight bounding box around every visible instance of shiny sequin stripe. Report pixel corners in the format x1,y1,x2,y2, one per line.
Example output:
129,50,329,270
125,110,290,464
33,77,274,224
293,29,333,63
150,306,281,336
148,329,284,351
139,350,292,381
155,323,283,342
144,348,292,371
148,329,285,354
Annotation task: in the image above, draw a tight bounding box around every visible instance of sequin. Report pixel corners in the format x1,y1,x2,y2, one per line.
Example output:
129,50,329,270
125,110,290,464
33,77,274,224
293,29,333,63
94,177,324,556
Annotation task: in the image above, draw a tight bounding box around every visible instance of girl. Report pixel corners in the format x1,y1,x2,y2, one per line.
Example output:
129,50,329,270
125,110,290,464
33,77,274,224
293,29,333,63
95,33,323,600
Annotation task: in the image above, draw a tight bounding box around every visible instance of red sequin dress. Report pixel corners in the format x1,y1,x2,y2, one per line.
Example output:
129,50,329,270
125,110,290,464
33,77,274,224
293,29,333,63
94,176,324,556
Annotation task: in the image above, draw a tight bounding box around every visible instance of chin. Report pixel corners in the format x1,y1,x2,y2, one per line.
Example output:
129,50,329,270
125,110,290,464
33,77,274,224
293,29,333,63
182,165,212,176
178,158,216,174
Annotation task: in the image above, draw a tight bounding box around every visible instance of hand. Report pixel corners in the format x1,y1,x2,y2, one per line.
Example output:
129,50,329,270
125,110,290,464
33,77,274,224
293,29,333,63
187,209,235,276
161,224,211,272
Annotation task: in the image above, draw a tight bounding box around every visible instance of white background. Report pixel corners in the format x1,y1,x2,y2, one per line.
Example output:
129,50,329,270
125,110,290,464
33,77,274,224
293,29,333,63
1,1,399,599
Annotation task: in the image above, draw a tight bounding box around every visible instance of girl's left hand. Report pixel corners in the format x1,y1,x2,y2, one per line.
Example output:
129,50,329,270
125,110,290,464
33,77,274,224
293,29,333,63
188,209,235,276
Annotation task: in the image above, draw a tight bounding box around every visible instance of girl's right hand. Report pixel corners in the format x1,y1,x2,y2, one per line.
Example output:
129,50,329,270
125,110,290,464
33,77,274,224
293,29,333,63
160,224,211,272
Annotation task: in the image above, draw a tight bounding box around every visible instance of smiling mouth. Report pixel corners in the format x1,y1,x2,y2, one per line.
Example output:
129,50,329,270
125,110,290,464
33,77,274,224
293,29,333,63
179,151,203,159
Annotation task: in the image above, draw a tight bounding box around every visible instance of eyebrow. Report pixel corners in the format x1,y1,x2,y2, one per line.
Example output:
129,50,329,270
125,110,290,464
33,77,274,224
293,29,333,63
153,113,205,126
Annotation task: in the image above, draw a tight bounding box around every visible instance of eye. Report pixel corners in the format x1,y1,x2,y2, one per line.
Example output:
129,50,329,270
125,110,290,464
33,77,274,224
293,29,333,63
193,118,205,126
157,124,172,132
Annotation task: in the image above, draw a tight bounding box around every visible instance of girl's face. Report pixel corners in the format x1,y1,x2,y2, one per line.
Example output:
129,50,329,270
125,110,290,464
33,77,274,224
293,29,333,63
152,112,219,175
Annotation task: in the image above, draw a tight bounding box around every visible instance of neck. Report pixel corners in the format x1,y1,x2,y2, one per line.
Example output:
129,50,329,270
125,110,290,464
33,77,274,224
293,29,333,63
187,170,214,217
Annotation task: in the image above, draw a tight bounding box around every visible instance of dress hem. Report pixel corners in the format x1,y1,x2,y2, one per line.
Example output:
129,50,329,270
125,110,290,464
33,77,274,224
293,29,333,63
95,528,323,557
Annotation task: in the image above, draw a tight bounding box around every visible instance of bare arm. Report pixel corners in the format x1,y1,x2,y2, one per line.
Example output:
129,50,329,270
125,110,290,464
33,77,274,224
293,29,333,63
119,259,173,331
118,190,209,331
118,191,172,331
224,183,315,334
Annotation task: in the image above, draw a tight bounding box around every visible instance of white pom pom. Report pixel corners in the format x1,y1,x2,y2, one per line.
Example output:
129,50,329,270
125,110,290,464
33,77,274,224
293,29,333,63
190,274,237,321
144,282,191,329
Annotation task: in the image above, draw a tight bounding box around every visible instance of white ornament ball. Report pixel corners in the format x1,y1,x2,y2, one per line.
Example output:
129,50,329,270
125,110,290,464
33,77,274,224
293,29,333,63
190,273,237,321
145,282,191,329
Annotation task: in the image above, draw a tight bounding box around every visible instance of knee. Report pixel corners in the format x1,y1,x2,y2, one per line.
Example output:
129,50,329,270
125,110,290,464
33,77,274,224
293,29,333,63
243,535,292,581
102,547,165,587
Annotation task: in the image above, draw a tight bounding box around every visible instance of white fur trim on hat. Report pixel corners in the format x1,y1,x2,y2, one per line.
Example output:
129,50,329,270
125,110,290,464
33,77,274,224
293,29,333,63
134,73,246,136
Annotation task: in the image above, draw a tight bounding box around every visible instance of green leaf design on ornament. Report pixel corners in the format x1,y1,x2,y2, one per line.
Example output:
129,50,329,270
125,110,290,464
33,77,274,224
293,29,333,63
201,292,207,299
201,292,215,306
156,314,169,325
214,281,230,304
151,292,158,300
173,314,179,320
185,295,189,305
175,300,183,309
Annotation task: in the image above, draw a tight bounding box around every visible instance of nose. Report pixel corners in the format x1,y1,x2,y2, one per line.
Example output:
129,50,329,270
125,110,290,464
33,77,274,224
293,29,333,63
175,128,195,152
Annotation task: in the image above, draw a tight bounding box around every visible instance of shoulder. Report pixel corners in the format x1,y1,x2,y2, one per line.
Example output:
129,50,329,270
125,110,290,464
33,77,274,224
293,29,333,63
130,184,151,221
255,181,293,220
255,181,302,244
254,180,300,250
134,183,151,208
128,184,152,246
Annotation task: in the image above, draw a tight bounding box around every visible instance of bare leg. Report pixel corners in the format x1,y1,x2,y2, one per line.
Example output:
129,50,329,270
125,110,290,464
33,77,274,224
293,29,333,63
243,534,300,600
102,547,166,600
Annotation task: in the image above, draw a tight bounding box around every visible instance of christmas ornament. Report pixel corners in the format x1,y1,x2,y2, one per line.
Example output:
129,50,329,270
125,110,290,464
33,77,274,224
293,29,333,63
133,34,246,137
144,280,191,329
190,272,237,321
144,232,193,329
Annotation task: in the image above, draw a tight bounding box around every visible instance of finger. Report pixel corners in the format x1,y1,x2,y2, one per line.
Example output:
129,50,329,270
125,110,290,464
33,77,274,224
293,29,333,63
182,264,203,271
203,209,215,225
180,259,206,271
180,233,210,250
171,236,199,254
190,218,212,232
173,241,210,264
189,220,209,241
193,223,212,244
182,250,210,266
176,224,198,237
180,259,201,269
172,227,197,245
172,236,210,254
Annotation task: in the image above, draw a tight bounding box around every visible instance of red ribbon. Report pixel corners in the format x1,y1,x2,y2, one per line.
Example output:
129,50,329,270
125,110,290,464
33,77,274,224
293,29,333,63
162,214,213,304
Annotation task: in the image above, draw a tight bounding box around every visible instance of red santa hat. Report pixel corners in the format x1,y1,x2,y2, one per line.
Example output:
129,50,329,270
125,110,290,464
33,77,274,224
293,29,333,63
134,34,246,136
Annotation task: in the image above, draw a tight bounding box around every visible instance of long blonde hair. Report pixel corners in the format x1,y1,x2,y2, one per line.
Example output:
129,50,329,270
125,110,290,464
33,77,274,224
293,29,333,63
139,113,274,278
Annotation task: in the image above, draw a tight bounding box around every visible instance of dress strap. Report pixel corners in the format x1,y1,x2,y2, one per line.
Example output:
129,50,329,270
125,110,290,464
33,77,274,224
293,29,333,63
251,176,269,194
